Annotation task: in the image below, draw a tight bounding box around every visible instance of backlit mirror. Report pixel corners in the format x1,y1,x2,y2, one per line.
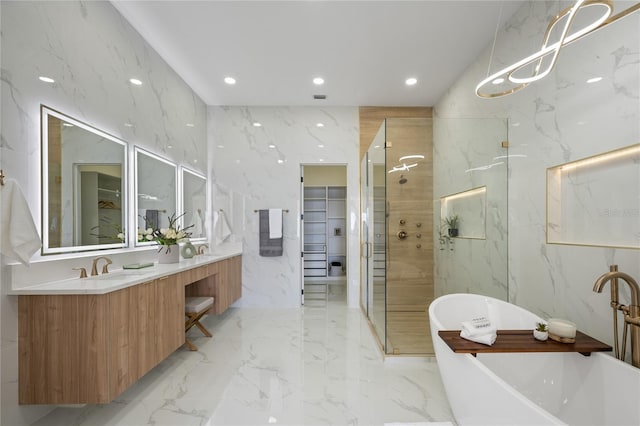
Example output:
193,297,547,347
41,106,127,254
181,167,207,241
135,147,177,246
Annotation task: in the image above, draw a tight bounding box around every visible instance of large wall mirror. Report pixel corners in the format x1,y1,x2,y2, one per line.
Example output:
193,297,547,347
41,106,127,254
135,147,177,246
181,167,207,241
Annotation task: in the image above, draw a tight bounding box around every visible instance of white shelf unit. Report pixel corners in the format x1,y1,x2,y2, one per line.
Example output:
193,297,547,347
303,186,347,279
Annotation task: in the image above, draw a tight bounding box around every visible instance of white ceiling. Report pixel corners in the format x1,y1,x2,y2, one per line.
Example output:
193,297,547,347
111,1,524,107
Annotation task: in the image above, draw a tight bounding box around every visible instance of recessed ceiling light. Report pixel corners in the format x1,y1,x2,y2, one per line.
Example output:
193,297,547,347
268,144,276,149
193,159,198,163
316,122,324,128
319,159,325,162
124,123,133,127
317,144,325,148
405,77,418,86
186,123,195,127
313,77,324,85
253,122,262,127
587,76,603,84
129,78,142,86
167,144,173,149
492,78,505,85
217,145,225,149
277,159,284,164
224,76,236,85
39,76,55,83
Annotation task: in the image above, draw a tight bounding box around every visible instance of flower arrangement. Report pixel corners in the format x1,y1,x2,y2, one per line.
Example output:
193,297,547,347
149,212,193,253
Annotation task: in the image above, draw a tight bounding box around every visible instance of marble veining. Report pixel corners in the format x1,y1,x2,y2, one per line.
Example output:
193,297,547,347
1,2,207,424
435,0,639,358
209,106,361,309
32,303,454,426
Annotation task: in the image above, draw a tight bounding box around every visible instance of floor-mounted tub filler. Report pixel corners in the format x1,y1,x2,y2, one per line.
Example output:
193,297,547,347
429,293,640,425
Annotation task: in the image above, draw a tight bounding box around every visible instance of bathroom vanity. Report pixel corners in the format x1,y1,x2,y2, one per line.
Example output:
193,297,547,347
12,248,241,405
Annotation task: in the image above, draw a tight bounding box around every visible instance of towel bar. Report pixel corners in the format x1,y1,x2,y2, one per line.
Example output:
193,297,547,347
254,209,289,213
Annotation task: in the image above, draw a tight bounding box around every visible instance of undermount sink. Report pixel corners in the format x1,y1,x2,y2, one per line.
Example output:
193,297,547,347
81,269,151,281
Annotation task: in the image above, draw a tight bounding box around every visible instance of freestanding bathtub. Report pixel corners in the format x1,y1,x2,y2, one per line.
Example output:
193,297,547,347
429,293,640,425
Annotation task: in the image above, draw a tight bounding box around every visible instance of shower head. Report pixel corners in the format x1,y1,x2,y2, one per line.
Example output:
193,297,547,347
399,175,407,184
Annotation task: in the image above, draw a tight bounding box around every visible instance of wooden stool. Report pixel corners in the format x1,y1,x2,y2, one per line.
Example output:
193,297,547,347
185,296,214,351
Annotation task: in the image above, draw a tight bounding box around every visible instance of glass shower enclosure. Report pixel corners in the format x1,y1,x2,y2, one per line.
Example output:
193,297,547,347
361,122,387,346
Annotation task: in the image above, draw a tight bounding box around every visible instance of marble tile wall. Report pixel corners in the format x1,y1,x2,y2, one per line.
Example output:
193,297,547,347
208,106,360,308
433,118,509,301
434,0,639,353
0,2,206,424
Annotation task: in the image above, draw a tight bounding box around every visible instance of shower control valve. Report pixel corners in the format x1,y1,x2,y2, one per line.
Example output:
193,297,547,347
399,219,406,226
397,230,408,240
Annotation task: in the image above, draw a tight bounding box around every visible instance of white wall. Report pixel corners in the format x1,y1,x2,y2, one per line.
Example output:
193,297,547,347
0,2,206,424
209,106,360,308
435,1,639,352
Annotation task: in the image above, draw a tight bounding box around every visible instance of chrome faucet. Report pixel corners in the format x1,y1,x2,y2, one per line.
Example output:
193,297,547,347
593,265,640,368
91,256,112,276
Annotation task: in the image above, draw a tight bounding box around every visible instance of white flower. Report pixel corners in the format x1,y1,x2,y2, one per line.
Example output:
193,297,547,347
146,228,153,234
146,234,154,241
117,233,125,240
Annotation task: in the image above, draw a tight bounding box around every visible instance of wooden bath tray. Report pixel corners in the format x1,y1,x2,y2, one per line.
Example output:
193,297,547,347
438,329,611,357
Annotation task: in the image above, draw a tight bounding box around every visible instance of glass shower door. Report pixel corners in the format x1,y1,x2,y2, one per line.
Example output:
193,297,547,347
361,122,387,349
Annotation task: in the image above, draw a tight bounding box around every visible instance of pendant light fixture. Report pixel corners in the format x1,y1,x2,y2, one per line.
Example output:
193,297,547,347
475,0,640,99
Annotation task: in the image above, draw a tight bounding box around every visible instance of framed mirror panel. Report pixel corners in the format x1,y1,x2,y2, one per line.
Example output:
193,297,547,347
41,106,127,254
181,167,207,242
134,147,177,246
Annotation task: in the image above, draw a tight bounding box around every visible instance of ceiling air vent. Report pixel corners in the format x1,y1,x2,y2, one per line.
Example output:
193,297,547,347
313,94,326,100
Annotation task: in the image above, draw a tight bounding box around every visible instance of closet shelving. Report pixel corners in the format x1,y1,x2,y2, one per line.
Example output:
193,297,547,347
303,186,347,279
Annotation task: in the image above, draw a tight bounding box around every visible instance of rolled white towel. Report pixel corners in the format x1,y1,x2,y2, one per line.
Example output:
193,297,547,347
461,316,496,338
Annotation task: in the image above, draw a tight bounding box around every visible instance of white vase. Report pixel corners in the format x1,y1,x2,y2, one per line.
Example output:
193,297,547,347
158,244,179,264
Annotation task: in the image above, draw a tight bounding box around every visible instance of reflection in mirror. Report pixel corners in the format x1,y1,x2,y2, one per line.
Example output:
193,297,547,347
135,147,177,246
41,106,127,254
181,168,207,241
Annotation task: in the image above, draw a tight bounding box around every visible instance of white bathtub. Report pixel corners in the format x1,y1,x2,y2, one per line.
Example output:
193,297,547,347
429,293,640,425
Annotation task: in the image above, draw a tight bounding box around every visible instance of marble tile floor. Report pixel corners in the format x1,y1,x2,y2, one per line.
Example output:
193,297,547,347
304,280,347,307
33,302,455,426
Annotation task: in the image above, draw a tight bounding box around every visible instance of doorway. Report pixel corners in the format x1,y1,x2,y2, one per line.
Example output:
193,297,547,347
301,165,348,306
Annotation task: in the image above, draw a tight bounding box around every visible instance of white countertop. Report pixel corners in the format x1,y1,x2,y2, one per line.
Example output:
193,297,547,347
8,244,243,296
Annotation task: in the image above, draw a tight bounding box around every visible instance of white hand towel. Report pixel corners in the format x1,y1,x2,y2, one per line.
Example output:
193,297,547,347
1,179,41,265
461,316,496,338
269,208,282,239
190,211,203,238
460,329,497,346
214,210,232,245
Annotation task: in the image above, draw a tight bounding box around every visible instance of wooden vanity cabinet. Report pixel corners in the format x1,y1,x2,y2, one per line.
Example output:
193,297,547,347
19,275,184,405
18,256,241,405
184,255,242,314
